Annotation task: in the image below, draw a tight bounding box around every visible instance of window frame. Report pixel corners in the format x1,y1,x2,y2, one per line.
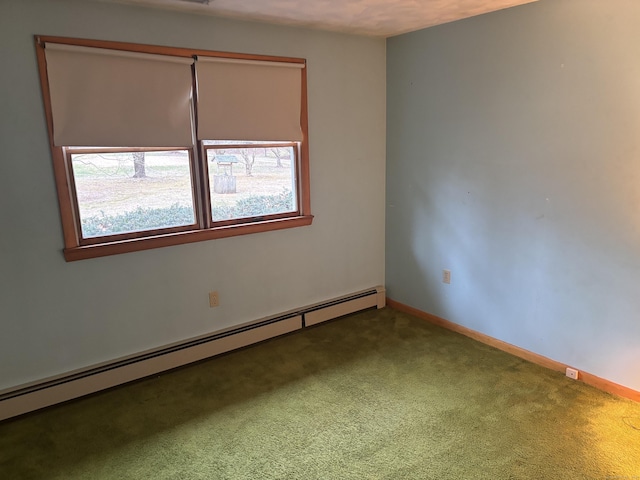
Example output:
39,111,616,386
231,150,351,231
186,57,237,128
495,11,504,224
35,36,313,261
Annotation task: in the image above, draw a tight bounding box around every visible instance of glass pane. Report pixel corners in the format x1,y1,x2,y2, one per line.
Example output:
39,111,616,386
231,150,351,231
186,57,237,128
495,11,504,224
206,144,297,221
70,150,195,238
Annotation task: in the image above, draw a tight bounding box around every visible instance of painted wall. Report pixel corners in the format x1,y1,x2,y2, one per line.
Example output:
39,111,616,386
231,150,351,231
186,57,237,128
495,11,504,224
387,0,640,391
0,0,386,390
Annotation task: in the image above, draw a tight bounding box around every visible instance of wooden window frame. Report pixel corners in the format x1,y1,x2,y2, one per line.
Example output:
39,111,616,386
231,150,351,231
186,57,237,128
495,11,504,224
35,35,313,261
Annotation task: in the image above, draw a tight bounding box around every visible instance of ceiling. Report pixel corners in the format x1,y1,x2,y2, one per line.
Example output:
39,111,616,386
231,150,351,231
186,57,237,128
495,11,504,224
99,0,538,37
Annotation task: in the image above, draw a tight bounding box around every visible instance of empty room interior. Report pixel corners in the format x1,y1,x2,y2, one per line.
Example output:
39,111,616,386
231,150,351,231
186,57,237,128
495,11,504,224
1,0,640,478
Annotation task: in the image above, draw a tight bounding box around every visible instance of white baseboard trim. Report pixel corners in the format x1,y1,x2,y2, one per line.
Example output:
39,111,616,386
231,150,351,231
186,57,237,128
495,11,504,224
0,286,384,421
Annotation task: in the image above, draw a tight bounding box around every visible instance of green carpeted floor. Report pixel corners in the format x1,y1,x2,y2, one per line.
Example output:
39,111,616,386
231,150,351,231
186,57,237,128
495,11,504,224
1,307,639,479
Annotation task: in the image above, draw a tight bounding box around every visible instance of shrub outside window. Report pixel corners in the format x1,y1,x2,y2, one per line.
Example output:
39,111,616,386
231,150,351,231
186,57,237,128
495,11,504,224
36,36,312,261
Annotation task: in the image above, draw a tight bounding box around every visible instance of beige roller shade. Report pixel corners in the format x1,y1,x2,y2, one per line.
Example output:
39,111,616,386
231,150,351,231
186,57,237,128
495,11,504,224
44,43,194,147
195,57,304,142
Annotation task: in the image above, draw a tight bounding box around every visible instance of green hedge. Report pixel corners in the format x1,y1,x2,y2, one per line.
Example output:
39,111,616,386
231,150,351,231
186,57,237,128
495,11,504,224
82,203,194,237
81,190,294,237
212,189,293,221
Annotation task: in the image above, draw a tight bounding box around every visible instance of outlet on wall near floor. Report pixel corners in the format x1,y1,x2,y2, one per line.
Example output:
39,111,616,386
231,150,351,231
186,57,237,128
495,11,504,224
209,291,219,308
566,367,579,380
442,269,451,284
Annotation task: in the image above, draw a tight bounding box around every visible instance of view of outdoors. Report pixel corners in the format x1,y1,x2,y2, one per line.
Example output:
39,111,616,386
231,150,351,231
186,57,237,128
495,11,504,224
204,144,296,222
70,146,297,239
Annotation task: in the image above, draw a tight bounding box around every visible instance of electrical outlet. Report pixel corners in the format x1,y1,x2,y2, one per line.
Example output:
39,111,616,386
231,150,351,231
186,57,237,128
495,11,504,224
442,269,451,284
566,367,579,380
209,291,219,308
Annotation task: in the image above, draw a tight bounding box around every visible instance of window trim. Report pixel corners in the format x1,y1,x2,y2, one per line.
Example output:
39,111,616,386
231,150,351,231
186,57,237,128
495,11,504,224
35,35,312,261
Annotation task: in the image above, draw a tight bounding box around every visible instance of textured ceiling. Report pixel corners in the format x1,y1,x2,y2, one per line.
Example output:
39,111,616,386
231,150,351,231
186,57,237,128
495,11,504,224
100,0,538,37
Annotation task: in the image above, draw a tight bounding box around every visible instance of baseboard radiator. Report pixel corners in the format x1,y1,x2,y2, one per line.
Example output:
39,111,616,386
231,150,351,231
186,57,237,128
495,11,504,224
0,286,385,421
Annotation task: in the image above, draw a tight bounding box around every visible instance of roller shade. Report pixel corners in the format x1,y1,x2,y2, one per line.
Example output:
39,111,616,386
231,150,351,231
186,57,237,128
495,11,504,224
44,43,194,147
195,57,304,141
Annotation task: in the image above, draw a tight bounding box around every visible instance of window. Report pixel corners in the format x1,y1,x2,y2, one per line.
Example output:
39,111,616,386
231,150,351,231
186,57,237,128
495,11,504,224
203,142,298,223
35,36,312,261
66,147,198,241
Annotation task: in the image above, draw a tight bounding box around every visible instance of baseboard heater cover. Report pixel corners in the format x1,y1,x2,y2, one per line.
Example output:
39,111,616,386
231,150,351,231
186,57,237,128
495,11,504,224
0,286,385,421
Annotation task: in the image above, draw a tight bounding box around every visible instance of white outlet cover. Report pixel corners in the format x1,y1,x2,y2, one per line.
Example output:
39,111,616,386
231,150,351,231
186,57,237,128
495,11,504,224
442,269,451,284
209,291,219,307
565,367,579,380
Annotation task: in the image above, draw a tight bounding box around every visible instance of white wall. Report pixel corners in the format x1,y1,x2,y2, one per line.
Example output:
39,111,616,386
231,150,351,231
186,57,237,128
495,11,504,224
387,0,640,391
0,0,386,390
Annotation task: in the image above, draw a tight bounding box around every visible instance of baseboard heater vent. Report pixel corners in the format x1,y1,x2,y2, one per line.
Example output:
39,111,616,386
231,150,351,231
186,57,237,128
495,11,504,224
0,286,385,421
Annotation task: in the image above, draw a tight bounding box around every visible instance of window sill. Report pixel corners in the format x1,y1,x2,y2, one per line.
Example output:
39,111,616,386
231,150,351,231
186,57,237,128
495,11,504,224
63,215,314,261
